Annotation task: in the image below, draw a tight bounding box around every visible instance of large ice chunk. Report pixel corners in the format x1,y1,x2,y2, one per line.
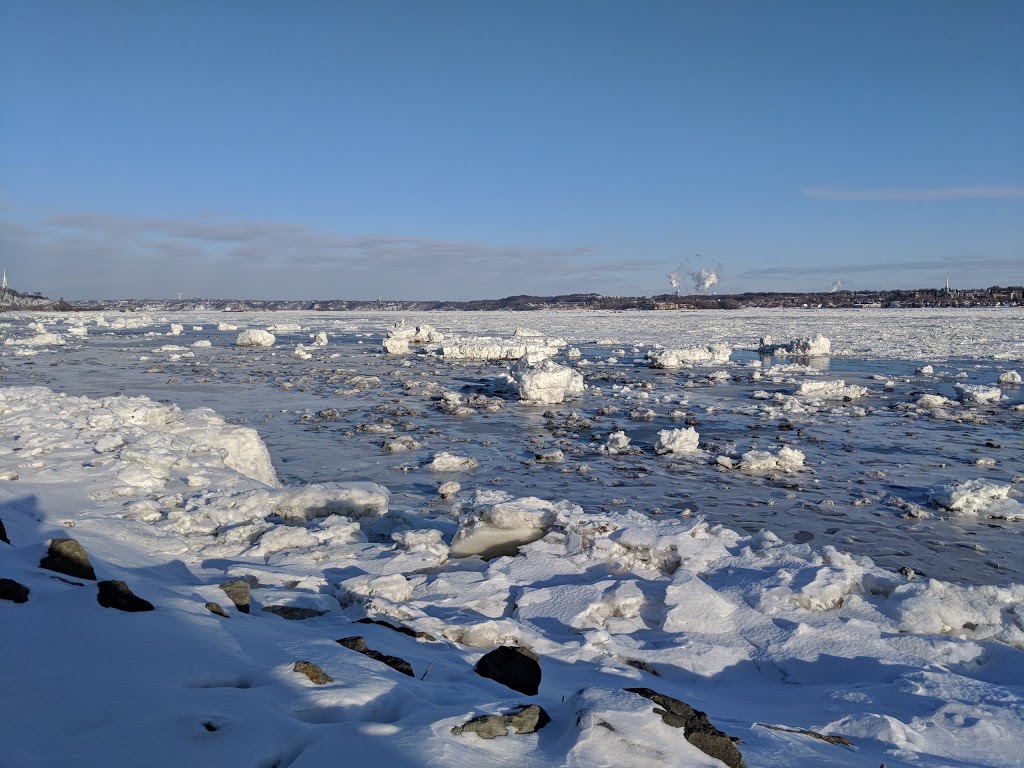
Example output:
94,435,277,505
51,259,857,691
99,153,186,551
759,334,831,357
654,427,700,455
930,479,1024,520
450,491,557,558
647,345,732,368
235,329,276,347
511,356,584,404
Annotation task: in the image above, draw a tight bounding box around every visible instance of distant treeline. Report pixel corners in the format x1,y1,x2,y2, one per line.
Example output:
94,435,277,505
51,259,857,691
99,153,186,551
9,286,1023,313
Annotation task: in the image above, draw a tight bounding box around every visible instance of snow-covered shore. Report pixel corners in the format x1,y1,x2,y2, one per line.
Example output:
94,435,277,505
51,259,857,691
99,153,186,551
2,308,1023,767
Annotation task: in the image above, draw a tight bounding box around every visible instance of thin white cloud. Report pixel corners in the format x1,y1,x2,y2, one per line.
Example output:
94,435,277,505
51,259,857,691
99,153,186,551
3,209,664,299
802,186,1024,201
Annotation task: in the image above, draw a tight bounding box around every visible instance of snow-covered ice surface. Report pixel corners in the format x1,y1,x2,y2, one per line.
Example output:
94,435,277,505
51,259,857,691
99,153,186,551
2,307,1024,768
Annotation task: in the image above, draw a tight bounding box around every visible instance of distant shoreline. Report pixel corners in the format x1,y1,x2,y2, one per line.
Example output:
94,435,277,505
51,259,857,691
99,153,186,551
2,285,1021,312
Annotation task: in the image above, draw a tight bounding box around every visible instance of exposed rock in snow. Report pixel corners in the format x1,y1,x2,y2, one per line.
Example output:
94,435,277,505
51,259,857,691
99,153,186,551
336,636,414,677
511,355,585,404
451,704,550,739
473,645,542,695
97,580,154,612
219,579,251,613
625,687,747,768
654,427,700,455
647,345,732,368
40,538,97,581
0,578,29,603
235,329,276,347
293,660,333,685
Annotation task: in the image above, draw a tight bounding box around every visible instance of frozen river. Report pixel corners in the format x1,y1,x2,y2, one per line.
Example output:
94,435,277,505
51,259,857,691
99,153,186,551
3,307,1022,586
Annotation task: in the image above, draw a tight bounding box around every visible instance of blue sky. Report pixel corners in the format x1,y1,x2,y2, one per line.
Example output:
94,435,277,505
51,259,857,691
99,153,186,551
1,0,1021,300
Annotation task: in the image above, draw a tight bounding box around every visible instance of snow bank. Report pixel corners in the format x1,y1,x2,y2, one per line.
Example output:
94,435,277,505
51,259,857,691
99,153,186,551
235,329,276,347
647,344,732,368
510,356,585,404
0,386,278,489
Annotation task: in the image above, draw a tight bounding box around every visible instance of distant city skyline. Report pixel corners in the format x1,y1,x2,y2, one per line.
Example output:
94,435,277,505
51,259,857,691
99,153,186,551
2,1,1021,300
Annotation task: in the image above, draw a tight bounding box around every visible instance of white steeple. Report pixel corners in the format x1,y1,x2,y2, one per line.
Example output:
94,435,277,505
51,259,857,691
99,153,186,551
2,270,6,290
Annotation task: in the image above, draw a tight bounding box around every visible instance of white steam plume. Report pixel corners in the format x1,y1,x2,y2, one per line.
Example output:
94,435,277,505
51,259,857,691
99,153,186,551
668,255,724,295
666,270,681,294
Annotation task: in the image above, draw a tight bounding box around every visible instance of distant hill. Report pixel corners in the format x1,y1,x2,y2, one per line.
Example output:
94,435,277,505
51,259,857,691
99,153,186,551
0,285,52,309
16,285,1024,313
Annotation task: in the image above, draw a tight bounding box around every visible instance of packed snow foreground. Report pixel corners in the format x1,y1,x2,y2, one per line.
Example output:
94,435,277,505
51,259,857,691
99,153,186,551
4,385,1024,768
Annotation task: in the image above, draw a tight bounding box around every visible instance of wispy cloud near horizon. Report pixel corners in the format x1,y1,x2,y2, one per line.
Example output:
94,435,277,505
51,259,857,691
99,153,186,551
802,186,1024,201
1,208,665,300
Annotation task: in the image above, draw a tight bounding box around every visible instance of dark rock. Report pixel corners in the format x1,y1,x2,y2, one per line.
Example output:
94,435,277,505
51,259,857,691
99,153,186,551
293,660,333,685
261,605,326,620
0,578,30,603
625,687,746,768
622,657,660,676
756,723,852,746
96,580,155,612
219,579,250,613
40,538,96,581
336,636,414,677
474,646,541,696
356,616,437,641
202,721,218,732
0,517,9,544
452,704,551,739
205,601,229,617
